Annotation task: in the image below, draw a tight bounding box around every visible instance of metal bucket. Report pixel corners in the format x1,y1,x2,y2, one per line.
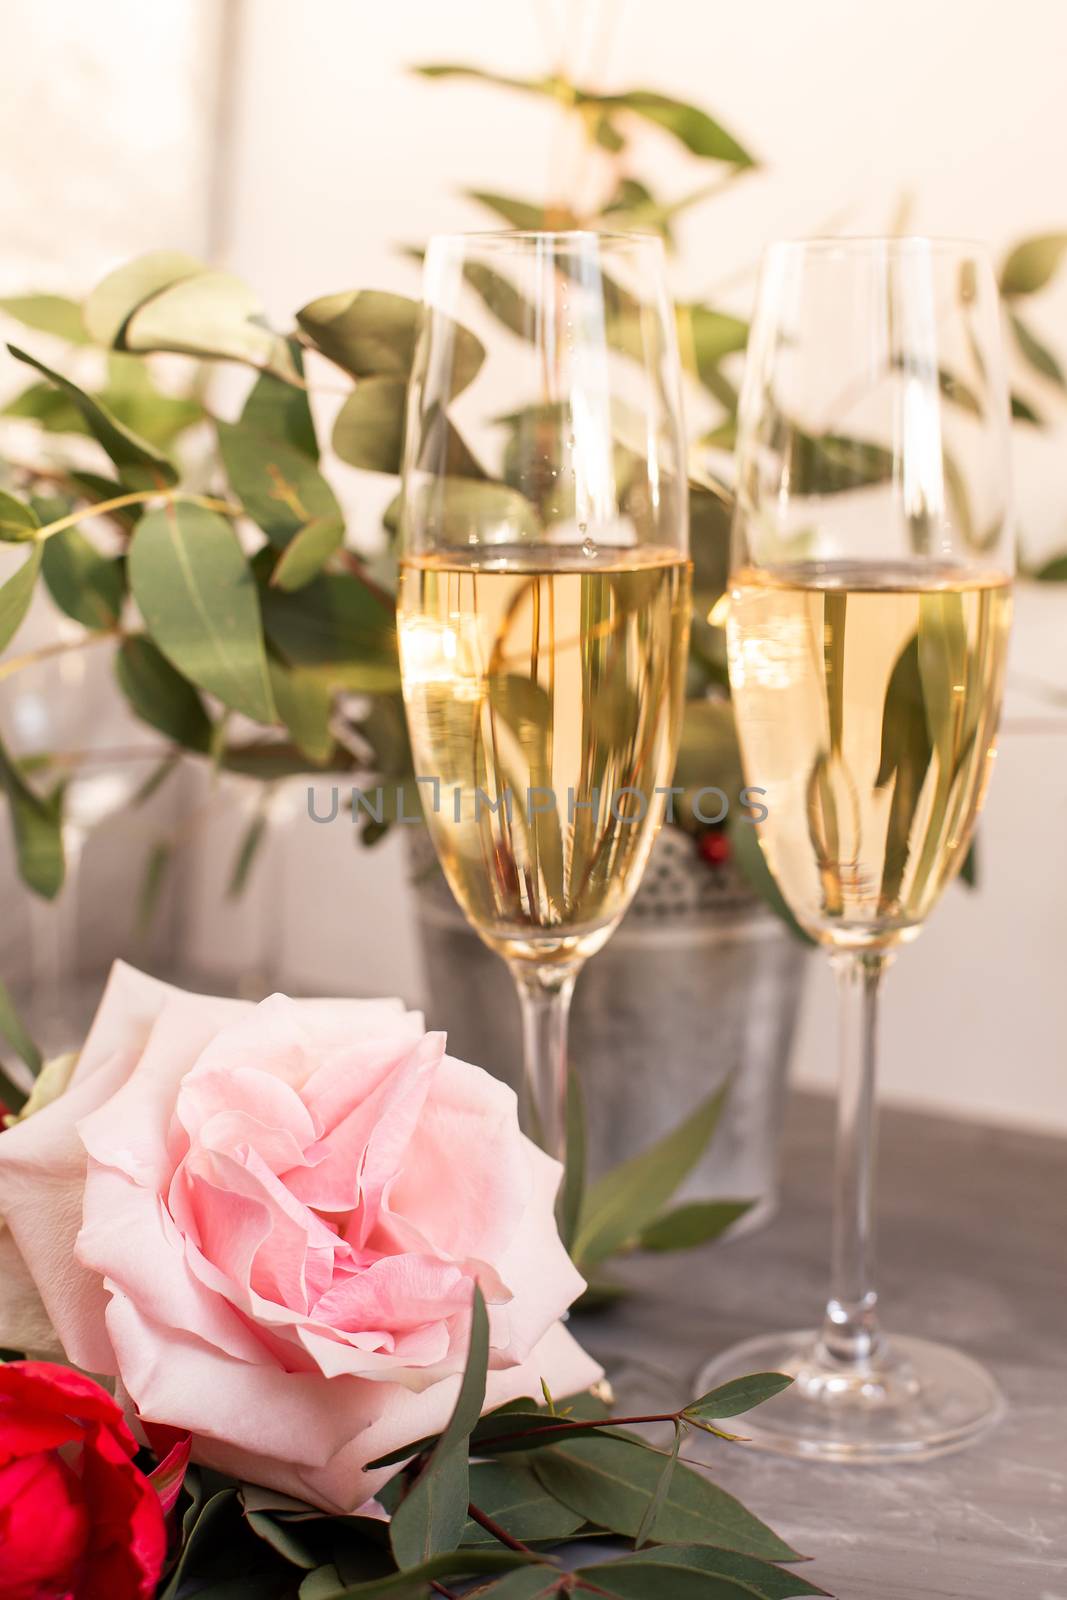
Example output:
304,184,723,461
411,827,810,1233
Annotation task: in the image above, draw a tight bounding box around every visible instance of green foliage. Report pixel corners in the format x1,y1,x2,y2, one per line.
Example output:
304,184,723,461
0,490,41,542
218,419,342,544
41,528,124,630
146,1309,809,1600
0,294,89,344
128,504,276,723
8,345,177,488
571,1084,728,1271
332,377,407,472
115,635,214,752
0,733,65,899
389,1286,489,1568
0,543,43,650
530,1433,796,1558
999,232,1067,297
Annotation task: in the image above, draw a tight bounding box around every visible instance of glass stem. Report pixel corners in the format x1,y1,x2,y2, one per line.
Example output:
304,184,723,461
511,963,577,1163
819,948,894,1366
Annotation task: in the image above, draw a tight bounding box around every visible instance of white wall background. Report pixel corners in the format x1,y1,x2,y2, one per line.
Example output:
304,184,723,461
1,0,1065,1130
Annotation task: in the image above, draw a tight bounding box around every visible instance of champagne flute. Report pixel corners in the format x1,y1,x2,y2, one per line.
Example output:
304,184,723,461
397,231,691,1160
697,238,1013,1460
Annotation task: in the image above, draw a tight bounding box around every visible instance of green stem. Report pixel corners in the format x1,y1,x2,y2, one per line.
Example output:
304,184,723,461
30,489,237,544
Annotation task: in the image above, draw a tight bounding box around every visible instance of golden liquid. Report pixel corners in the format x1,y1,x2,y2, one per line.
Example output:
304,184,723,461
727,563,1012,949
398,546,691,965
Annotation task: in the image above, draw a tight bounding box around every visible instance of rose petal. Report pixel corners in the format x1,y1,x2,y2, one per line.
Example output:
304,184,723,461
0,1225,61,1358
80,1420,167,1600
104,1293,378,1469
380,1056,529,1265
485,1139,588,1365
78,991,252,1191
77,1166,270,1367
285,1033,446,1226
0,1451,89,1592
213,1319,605,1515
0,1054,138,1373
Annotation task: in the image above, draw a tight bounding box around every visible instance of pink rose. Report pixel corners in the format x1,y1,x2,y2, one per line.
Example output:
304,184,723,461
0,964,600,1512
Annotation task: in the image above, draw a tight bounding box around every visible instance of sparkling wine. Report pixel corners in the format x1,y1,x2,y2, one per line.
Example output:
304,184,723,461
727,562,1012,947
399,545,690,965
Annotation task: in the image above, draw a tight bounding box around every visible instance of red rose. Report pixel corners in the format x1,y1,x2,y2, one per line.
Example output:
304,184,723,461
0,1362,168,1600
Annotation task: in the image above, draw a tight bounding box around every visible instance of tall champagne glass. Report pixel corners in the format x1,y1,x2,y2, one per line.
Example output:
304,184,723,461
697,239,1013,1460
398,231,691,1159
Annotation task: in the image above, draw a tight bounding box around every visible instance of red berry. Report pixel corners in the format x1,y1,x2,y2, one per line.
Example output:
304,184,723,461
698,830,731,867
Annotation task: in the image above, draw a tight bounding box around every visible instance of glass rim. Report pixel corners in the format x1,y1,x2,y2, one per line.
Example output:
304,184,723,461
425,227,665,252
765,234,992,259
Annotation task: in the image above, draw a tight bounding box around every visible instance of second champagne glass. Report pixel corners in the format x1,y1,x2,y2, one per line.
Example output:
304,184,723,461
398,231,691,1160
697,238,1013,1460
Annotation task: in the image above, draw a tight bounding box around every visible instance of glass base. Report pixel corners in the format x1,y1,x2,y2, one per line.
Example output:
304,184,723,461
696,1329,1004,1463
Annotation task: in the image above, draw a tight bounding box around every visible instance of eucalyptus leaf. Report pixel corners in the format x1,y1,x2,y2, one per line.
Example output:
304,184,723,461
129,504,276,723
297,288,484,394
245,1509,318,1569
218,419,342,545
124,270,298,378
0,979,42,1079
474,1571,569,1599
68,471,141,530
557,1063,586,1253
2,382,91,435
785,430,894,496
271,517,345,591
115,634,213,752
301,1549,538,1600
582,89,756,167
728,811,813,945
679,305,749,379
388,1286,490,1569
1010,391,1042,424
1000,232,1067,297
685,1373,793,1421
332,378,407,473
227,809,269,899
634,1420,682,1548
260,570,398,692
466,190,551,230
463,1460,583,1546
269,655,336,764
572,1082,729,1268
7,345,177,488
0,734,64,899
638,1199,752,1251
99,353,203,449
404,478,539,544
136,839,173,940
84,249,204,345
241,342,319,458
1035,552,1067,581
0,294,88,344
461,259,538,340
531,1434,798,1559
874,633,933,912
0,541,42,652
41,528,124,630
0,491,39,544
1010,312,1066,390
413,62,549,93
599,1544,829,1599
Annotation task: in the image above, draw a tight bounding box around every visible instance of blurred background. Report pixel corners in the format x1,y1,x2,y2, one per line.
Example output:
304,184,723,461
1,0,1065,1138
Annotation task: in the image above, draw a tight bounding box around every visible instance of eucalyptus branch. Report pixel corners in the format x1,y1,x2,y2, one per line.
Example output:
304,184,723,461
30,489,237,543
0,628,118,685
